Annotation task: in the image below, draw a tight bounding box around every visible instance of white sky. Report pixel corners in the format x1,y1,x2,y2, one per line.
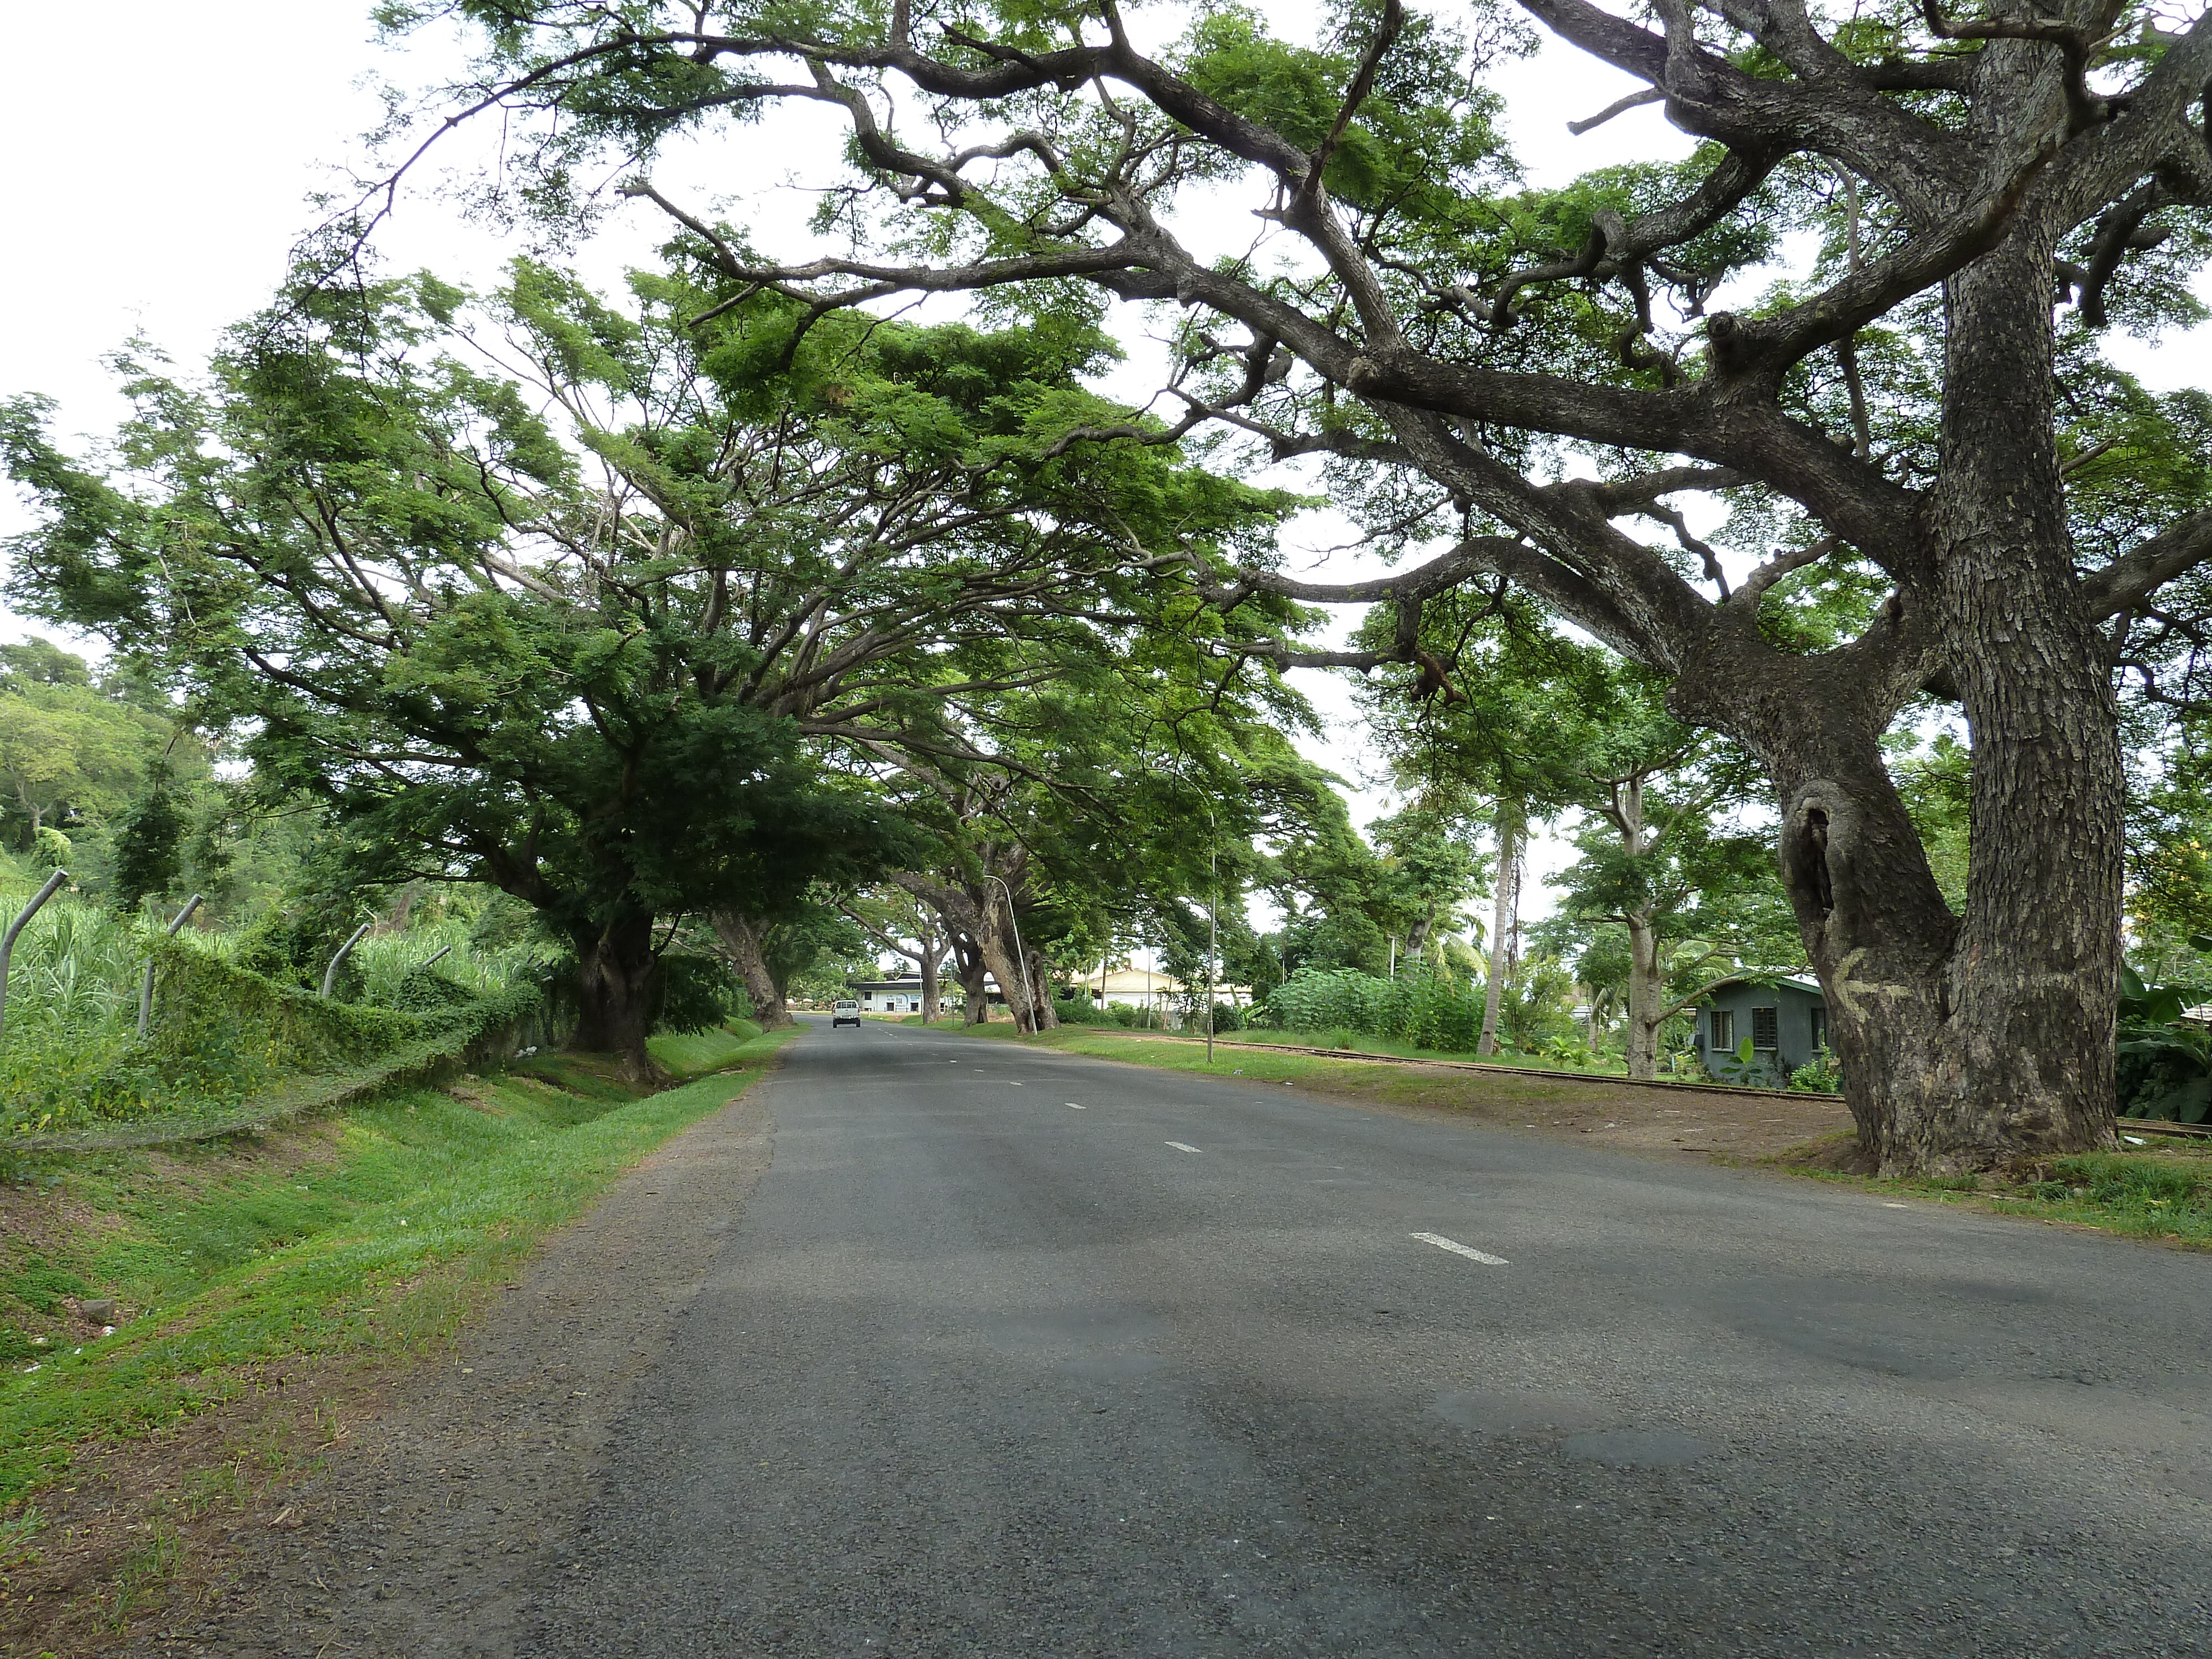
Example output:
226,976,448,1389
4,1,2207,947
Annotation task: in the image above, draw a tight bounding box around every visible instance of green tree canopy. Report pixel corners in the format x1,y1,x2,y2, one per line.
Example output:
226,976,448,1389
3,257,1310,1074
385,0,2212,1166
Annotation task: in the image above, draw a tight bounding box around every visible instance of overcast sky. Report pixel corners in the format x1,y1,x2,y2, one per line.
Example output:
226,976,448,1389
4,2,2206,943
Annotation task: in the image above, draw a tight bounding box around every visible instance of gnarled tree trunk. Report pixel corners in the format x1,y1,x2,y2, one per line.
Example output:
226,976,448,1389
952,934,990,1024
572,910,661,1087
893,871,1046,1034
710,909,791,1029
1668,248,2120,1175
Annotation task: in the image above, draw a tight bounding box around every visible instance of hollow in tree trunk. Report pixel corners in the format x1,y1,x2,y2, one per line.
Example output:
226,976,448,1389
572,911,662,1087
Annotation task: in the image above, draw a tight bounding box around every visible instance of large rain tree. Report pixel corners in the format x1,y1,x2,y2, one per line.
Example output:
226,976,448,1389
392,0,2212,1170
2,258,1298,1077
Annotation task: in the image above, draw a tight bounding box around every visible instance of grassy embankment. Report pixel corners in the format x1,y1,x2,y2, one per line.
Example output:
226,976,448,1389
899,1014,1695,1080
922,1018,1668,1120
1778,1136,2212,1247
0,1019,791,1513
938,1020,2212,1248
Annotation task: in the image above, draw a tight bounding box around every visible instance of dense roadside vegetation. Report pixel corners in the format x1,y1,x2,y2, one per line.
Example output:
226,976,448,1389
0,1023,784,1509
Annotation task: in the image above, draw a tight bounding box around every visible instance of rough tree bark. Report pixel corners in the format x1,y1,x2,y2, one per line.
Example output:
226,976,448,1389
951,934,990,1025
709,910,791,1029
571,910,661,1086
1623,911,1663,1081
1477,802,1521,1058
1708,245,2123,1174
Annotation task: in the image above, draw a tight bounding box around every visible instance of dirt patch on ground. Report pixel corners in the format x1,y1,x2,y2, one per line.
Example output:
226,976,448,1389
1086,1034,1859,1163
9,1086,777,1658
1324,1062,1853,1161
0,1354,395,1655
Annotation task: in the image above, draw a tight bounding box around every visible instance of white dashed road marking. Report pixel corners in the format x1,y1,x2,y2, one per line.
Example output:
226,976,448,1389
1411,1232,1508,1266
1165,1141,1202,1154
1067,1103,1086,1109
1009,1082,1022,1087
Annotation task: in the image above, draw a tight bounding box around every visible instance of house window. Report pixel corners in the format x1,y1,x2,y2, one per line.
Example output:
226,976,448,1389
1808,1005,1828,1052
1752,1007,1778,1050
1709,1010,1734,1049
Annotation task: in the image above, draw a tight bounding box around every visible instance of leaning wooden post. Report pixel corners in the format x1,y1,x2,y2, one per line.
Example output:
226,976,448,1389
322,923,372,998
137,893,204,1039
0,871,70,1046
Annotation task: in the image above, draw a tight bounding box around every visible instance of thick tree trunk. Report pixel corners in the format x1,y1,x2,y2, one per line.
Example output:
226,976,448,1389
953,936,990,1025
1624,912,1662,1081
572,911,661,1086
920,948,941,1024
1673,244,2121,1175
1027,946,1059,1030
709,910,791,1029
1477,802,1521,1057
1923,242,2122,1165
892,870,1045,1032
972,926,1039,1034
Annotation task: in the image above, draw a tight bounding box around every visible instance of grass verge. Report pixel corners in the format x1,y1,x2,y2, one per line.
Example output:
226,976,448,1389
1775,1134,2212,1248
932,1021,1711,1118
910,1016,1741,1084
0,1019,793,1511
953,1024,2208,1249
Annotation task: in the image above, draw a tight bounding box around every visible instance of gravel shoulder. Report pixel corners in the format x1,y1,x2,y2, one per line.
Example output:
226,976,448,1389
103,1084,776,1659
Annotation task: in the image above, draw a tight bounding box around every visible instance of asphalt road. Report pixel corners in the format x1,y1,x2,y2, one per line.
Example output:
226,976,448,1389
528,1017,2212,1658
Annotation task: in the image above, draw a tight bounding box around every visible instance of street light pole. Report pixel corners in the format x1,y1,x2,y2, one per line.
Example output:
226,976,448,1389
980,874,1036,1034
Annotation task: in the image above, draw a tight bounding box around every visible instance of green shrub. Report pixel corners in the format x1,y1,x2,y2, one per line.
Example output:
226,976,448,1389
1261,966,1487,1052
1789,1045,1845,1092
650,953,739,1035
1051,997,1115,1026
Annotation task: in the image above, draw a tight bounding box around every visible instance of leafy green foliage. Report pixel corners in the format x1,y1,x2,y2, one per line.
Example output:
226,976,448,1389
4,252,1312,1065
2116,961,2212,1124
1262,963,1504,1055
108,768,188,911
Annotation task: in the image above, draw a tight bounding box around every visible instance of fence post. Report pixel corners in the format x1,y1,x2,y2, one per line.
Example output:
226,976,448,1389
322,922,372,999
0,870,70,1046
137,893,205,1039
418,944,453,970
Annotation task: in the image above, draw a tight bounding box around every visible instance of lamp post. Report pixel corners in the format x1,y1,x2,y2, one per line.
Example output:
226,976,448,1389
980,874,1036,1034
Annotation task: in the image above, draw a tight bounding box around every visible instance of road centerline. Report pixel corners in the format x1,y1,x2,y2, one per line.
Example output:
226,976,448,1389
1411,1231,1509,1266
1165,1140,1202,1154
